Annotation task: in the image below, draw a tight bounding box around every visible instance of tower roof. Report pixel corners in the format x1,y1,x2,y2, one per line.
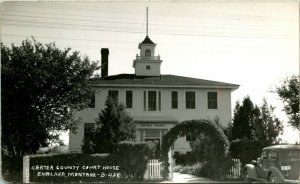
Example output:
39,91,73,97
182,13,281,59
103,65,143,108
141,36,155,44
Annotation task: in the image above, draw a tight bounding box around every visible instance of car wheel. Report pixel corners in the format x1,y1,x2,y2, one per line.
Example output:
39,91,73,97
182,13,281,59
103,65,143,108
244,169,252,183
269,172,277,183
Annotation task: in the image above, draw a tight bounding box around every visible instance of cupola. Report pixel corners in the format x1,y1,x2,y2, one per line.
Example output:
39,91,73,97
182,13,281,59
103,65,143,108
133,7,162,76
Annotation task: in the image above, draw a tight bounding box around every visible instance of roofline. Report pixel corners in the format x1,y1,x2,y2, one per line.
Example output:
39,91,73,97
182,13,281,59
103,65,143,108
93,83,240,89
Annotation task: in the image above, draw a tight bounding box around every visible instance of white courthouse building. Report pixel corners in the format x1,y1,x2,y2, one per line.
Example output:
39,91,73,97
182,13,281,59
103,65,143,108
69,35,239,154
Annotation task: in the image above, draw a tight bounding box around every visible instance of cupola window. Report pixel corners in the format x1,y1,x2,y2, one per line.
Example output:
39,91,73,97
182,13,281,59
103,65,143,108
145,49,151,56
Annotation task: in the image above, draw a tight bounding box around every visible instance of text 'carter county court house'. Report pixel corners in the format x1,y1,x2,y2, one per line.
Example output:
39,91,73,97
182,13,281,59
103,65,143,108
69,34,239,154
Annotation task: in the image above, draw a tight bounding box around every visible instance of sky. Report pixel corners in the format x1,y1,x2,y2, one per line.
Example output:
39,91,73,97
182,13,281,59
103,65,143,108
0,0,299,144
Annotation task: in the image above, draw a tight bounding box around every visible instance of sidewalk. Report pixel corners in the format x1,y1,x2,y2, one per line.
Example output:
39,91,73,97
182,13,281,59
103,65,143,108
161,172,218,183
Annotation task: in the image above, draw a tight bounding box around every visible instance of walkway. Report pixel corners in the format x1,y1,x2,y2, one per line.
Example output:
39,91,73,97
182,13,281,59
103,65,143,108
162,172,218,183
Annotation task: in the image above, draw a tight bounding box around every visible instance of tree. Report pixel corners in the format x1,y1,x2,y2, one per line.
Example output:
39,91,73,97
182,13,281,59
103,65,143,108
83,97,136,153
231,96,282,145
1,39,98,155
231,96,260,140
229,97,283,166
275,75,300,129
252,98,283,146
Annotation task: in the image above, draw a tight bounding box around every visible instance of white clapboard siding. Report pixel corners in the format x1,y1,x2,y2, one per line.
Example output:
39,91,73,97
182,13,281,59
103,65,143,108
144,159,163,180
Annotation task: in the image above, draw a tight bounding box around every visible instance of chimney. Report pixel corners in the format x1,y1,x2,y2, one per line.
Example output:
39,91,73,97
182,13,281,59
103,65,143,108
101,48,109,78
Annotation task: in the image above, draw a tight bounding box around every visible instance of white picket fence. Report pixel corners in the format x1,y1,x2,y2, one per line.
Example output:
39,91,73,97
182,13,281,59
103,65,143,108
227,159,241,179
144,159,163,180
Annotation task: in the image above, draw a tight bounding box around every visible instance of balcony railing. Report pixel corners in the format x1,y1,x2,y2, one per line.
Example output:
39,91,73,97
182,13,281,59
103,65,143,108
135,55,160,60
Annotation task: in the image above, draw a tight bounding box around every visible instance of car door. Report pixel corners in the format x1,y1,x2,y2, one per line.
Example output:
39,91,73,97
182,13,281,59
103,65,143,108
268,150,278,169
258,150,269,179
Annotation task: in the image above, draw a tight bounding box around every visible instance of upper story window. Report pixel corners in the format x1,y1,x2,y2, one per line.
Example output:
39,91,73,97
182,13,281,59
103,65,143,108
148,91,157,111
186,91,195,109
145,49,151,56
126,90,133,108
171,91,178,109
84,123,95,140
143,90,161,111
208,92,218,109
108,90,118,101
87,94,95,108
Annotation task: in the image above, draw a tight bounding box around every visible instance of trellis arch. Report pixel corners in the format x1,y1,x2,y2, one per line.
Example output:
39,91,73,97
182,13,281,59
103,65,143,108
160,119,229,178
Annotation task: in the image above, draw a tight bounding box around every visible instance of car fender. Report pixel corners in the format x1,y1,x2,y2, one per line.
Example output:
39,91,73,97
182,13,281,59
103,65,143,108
244,164,258,179
268,167,285,182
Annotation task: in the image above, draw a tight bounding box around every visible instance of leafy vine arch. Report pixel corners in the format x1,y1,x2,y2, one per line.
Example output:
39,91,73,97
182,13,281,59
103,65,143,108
160,119,229,178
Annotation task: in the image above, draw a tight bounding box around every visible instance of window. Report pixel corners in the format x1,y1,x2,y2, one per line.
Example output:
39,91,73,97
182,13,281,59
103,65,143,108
143,91,146,111
126,90,133,108
108,90,118,101
171,91,178,109
84,123,95,140
289,151,300,158
87,94,95,108
145,49,151,56
186,91,195,109
208,92,218,109
269,151,278,160
140,130,144,142
148,91,157,111
261,151,268,159
158,91,161,111
143,91,161,111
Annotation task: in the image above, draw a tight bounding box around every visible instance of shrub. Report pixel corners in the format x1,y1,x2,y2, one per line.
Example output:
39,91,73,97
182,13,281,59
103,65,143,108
2,154,23,183
197,158,233,180
112,141,152,181
173,153,197,166
230,138,263,167
173,163,204,175
173,159,233,180
37,145,69,154
30,153,119,183
28,142,152,183
161,119,229,179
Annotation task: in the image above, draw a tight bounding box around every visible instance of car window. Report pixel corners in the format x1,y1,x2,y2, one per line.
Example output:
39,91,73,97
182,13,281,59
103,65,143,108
261,151,268,159
288,150,300,158
269,150,277,160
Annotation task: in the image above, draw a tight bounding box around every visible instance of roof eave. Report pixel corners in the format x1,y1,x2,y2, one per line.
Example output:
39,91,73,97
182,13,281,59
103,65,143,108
93,83,240,89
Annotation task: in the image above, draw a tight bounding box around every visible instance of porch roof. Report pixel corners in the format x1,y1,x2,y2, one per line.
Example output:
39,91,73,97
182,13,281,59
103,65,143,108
133,116,178,123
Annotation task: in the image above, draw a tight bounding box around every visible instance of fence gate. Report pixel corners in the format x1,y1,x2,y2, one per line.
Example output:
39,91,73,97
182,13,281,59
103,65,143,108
144,159,163,180
227,159,241,179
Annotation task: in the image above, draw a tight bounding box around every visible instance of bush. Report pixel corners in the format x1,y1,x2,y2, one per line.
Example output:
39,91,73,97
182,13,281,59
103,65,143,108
173,163,204,175
173,158,233,180
113,141,152,180
174,153,197,166
30,153,119,183
37,145,69,154
161,119,229,179
230,138,263,167
28,142,152,183
2,154,23,183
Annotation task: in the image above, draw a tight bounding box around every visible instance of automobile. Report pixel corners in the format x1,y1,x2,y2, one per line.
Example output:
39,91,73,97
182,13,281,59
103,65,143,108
244,145,300,183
